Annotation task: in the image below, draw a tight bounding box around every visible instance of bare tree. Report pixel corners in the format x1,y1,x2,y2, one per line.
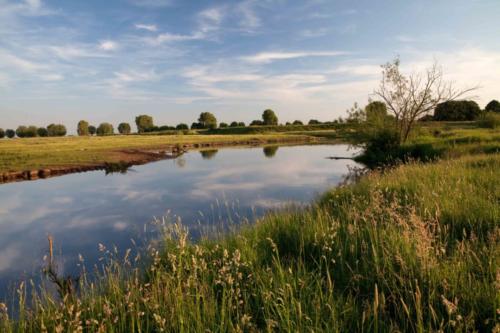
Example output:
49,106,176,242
374,58,478,143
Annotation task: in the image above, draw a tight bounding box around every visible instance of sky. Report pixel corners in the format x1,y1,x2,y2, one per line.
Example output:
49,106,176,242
1,0,499,131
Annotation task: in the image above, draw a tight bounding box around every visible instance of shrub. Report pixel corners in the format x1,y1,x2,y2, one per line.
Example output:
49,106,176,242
308,119,321,125
230,121,238,127
434,100,481,121
293,120,303,125
88,125,96,136
5,129,15,138
262,109,278,125
96,123,114,136
419,114,434,122
476,112,500,129
135,115,154,133
484,99,500,113
238,122,245,127
77,120,89,136
47,124,67,137
250,120,263,126
198,112,217,129
0,128,4,139
118,122,132,134
16,126,37,138
191,122,202,130
37,127,48,137
15,126,27,138
219,122,228,128
176,123,189,130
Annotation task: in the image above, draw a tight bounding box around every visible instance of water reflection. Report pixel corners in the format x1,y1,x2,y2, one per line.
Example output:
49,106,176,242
0,144,360,300
263,146,279,158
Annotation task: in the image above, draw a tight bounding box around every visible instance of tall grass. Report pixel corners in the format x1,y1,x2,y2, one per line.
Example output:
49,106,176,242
1,154,499,332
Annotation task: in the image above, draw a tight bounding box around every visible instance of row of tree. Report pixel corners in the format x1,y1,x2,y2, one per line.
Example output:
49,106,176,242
0,124,67,138
422,99,500,121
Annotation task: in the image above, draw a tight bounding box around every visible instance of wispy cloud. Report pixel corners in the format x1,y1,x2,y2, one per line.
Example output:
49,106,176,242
242,51,347,64
0,51,47,72
50,45,111,60
99,40,118,51
135,23,158,32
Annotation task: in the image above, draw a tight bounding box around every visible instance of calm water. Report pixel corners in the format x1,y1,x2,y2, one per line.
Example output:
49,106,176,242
0,144,359,299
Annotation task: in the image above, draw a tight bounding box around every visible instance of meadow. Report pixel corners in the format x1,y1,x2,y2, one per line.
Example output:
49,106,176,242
0,123,498,332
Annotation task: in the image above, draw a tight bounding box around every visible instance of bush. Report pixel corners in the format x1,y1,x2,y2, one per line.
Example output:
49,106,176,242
88,126,96,136
0,128,4,139
434,100,481,121
484,99,500,113
118,122,132,134
238,122,245,127
47,124,67,137
176,123,189,130
5,129,15,138
16,126,38,138
198,112,217,129
191,122,202,130
250,120,263,126
308,119,321,125
262,109,278,125
37,127,48,137
219,122,228,128
476,112,500,129
229,121,238,127
96,123,114,136
77,120,89,136
135,115,154,133
293,120,303,125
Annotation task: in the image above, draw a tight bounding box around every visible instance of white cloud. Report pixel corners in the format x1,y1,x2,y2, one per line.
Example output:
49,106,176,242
99,40,118,51
113,70,159,83
129,0,172,8
235,0,261,32
50,45,110,60
242,51,347,64
0,51,47,72
329,64,381,76
135,23,158,32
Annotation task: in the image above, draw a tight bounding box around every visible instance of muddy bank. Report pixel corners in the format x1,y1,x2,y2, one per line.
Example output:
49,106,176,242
0,137,321,184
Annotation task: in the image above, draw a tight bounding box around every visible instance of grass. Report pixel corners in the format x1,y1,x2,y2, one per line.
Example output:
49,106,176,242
0,133,317,173
1,149,498,332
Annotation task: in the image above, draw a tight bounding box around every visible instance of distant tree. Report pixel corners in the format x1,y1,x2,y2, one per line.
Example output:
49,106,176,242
88,125,97,136
229,121,238,127
434,100,481,121
308,119,322,125
176,123,189,130
375,58,477,142
293,120,303,125
16,126,37,138
263,146,279,158
135,115,154,133
191,122,202,129
250,120,263,126
6,129,15,138
419,114,434,122
485,100,500,113
77,120,89,136
219,122,228,128
47,124,67,137
97,123,114,136
198,112,217,129
15,126,27,138
0,128,4,139
237,122,245,127
37,127,48,137
118,122,131,135
262,109,278,125
285,122,291,126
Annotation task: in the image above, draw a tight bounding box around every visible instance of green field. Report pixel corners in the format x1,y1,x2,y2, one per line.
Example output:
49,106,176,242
0,133,319,174
1,124,499,332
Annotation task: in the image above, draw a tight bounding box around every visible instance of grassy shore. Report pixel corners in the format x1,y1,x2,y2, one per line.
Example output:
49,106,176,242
1,131,498,331
0,133,319,174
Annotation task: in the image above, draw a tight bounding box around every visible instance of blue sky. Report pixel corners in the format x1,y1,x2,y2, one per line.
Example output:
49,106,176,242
1,0,499,131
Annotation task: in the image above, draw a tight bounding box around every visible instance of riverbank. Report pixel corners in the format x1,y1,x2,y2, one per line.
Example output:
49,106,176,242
0,133,324,184
1,142,498,332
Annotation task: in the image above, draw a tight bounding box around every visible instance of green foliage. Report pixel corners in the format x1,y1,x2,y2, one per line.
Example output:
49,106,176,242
262,109,278,125
198,112,217,129
88,125,96,136
118,122,131,135
293,120,303,125
176,123,189,130
77,120,89,136
238,122,245,127
5,129,15,138
263,145,279,158
484,99,500,113
308,119,321,125
47,124,67,137
476,112,500,129
250,120,263,126
135,115,154,133
37,127,48,137
219,122,228,128
365,101,387,122
0,128,4,139
229,121,238,127
434,100,481,121
16,125,38,138
96,123,114,136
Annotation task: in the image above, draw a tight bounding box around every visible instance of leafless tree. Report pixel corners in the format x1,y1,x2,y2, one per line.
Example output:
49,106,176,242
374,58,478,143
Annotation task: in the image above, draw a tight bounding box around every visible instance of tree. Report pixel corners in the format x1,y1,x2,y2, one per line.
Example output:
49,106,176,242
37,127,48,137
198,112,217,129
0,128,4,139
238,122,245,127
176,123,189,130
433,100,481,121
6,129,15,138
118,122,131,135
293,120,303,125
77,120,89,136
16,126,37,138
308,119,321,125
262,109,278,125
16,126,27,138
230,121,238,127
485,100,500,113
250,120,263,126
96,123,114,136
47,124,67,137
219,122,228,128
88,125,97,136
365,101,388,122
135,115,154,133
374,58,477,143
191,122,202,129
